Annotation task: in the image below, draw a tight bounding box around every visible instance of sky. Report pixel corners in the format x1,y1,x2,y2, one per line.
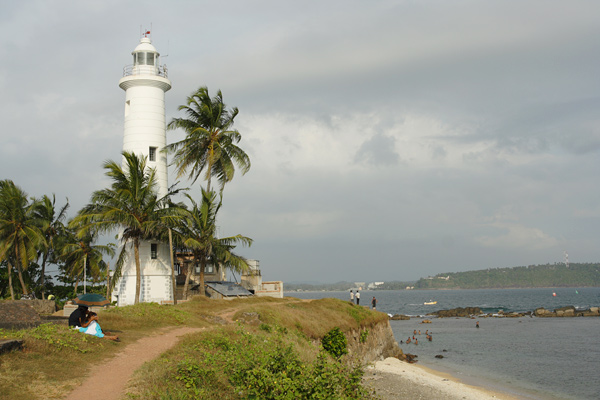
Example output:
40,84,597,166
1,1,599,283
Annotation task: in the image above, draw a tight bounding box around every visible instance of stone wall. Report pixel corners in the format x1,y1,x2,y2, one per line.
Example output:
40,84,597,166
0,301,41,330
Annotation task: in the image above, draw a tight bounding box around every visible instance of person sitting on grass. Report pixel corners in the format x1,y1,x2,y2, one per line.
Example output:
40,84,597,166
78,311,120,342
68,304,91,328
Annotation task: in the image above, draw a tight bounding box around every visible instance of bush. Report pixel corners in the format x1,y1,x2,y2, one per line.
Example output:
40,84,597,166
321,327,348,359
151,326,372,399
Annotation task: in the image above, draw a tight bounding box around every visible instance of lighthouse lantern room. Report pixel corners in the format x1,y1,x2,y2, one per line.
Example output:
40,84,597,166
112,34,173,306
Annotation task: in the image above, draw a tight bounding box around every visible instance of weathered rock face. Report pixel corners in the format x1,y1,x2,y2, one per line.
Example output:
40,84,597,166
346,320,403,364
430,307,481,318
0,301,41,330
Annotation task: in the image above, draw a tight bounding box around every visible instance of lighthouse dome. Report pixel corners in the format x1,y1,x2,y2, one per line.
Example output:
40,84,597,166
133,37,159,55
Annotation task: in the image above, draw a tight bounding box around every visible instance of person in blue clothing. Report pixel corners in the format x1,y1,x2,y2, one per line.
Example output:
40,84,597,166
78,311,120,341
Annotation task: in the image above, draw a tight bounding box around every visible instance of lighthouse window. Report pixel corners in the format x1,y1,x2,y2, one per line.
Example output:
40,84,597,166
149,147,157,162
134,52,156,66
151,243,158,259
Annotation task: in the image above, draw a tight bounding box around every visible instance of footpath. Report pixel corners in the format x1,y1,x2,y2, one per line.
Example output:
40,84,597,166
64,326,204,400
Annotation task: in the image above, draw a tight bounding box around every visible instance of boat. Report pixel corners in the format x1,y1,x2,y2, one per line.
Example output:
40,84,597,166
424,301,437,305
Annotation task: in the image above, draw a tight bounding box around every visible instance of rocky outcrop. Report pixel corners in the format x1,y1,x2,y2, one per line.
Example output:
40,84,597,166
389,314,410,320
424,305,599,319
535,306,600,317
429,307,481,318
346,320,403,364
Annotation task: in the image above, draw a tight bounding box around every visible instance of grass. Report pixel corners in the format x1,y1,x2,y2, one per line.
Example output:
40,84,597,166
0,297,387,400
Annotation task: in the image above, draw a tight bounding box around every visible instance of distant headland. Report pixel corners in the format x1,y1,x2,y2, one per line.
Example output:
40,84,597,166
285,262,600,291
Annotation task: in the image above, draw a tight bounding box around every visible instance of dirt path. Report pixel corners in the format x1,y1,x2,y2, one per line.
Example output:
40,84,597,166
63,326,203,400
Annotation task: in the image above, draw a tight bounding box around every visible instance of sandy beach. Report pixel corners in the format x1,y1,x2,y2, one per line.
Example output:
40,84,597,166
363,357,521,400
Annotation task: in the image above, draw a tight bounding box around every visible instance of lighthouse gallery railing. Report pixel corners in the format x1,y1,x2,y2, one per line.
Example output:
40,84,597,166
122,64,168,78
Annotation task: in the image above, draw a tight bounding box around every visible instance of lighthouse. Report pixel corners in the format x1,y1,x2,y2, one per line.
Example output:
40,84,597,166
112,34,173,305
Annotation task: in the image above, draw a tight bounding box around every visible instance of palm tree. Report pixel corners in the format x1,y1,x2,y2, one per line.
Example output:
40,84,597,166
175,189,252,298
60,228,114,295
71,151,183,304
35,194,69,299
0,180,45,299
166,86,251,193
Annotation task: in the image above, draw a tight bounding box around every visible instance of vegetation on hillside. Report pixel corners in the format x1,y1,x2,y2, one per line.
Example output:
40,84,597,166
0,296,386,400
414,263,600,289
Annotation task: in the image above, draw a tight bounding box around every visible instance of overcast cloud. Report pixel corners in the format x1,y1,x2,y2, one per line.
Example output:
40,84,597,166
1,0,599,283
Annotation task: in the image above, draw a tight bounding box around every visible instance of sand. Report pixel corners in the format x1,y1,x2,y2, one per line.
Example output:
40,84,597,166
363,357,521,400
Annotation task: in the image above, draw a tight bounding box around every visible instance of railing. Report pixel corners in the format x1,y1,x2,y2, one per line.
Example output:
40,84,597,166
122,64,168,78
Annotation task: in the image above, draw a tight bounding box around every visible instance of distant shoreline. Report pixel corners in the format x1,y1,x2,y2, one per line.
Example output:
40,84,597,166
286,285,600,292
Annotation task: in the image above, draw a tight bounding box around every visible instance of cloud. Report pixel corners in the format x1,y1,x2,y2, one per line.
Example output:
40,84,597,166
476,222,559,250
355,133,399,167
2,0,600,283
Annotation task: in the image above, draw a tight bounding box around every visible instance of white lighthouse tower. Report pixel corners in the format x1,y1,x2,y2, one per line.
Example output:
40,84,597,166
112,33,173,305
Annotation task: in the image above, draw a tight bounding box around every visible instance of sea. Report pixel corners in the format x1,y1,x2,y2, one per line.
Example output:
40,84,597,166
285,288,600,400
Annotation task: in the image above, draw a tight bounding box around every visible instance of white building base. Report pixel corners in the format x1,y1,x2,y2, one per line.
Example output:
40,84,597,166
112,273,173,306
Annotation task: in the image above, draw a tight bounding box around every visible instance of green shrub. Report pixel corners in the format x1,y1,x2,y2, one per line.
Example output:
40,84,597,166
135,326,372,399
321,327,348,359
359,329,369,344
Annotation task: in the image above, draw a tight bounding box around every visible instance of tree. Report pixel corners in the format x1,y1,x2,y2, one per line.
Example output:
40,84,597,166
0,180,45,299
60,228,114,296
166,86,251,193
35,194,69,299
175,189,252,298
71,151,183,304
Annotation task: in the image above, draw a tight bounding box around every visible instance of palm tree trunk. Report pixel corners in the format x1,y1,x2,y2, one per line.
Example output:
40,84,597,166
168,228,177,305
83,256,87,294
183,262,193,300
133,237,141,304
14,244,28,295
106,262,111,302
199,258,206,297
73,276,80,296
7,261,15,300
40,253,48,299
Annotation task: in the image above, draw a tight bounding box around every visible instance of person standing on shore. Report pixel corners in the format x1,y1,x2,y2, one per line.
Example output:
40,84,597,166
356,290,361,305
350,290,355,304
371,296,377,309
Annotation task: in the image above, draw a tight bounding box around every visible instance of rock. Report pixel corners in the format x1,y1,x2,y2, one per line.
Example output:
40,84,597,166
534,307,555,317
0,339,24,355
435,354,444,359
554,305,576,313
0,301,41,330
430,307,481,318
401,353,418,363
389,314,410,320
420,319,432,324
235,312,261,325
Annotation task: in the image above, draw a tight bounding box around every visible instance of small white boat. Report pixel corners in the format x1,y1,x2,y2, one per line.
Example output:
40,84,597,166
424,301,437,305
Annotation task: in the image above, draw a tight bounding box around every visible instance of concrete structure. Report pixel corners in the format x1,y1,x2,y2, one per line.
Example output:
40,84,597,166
240,260,284,298
112,34,173,306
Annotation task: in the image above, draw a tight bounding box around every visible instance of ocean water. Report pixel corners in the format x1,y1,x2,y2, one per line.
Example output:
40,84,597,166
286,288,600,400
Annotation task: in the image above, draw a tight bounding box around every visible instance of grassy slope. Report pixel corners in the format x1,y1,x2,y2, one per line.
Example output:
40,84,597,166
0,296,388,400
